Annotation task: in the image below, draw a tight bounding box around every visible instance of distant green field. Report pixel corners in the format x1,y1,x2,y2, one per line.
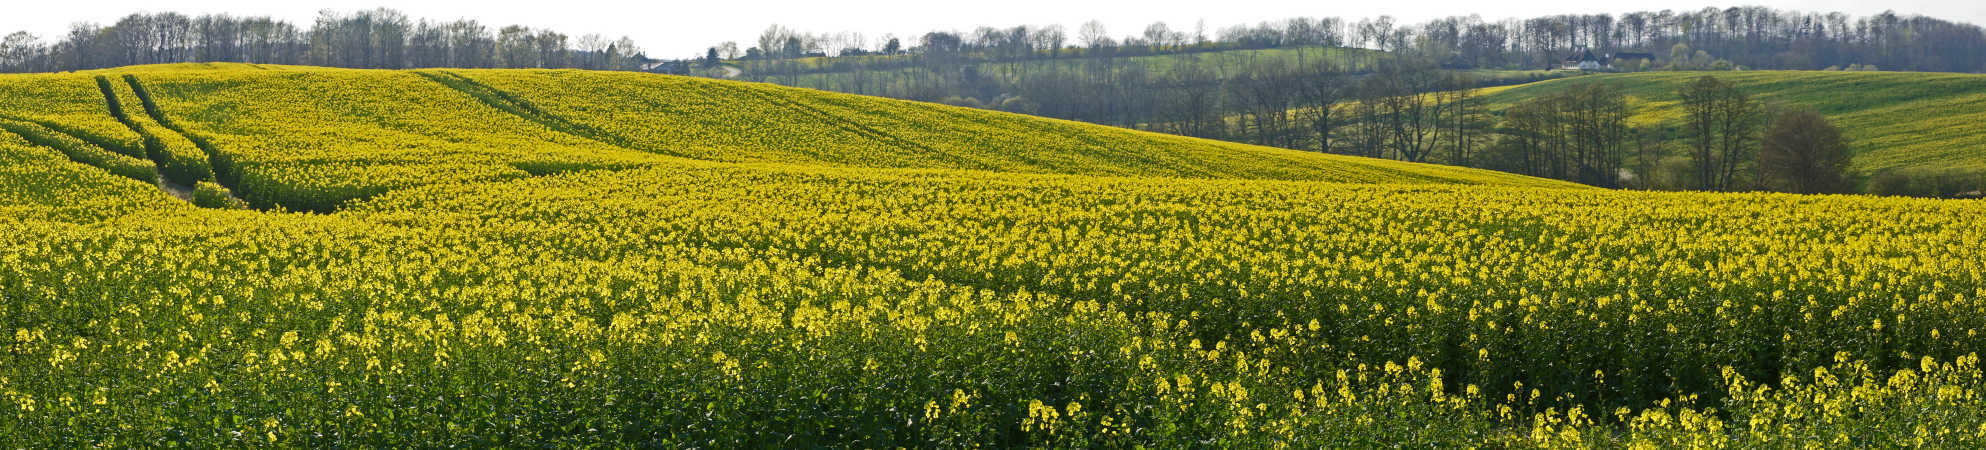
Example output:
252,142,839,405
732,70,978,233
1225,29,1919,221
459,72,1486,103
1479,71,1986,174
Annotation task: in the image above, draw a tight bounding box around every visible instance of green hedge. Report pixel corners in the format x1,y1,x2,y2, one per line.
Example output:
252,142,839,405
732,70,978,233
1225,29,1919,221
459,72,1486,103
1866,167,1986,198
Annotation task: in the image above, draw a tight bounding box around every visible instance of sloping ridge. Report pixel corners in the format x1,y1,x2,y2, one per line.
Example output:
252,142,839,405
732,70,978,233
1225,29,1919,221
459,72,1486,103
424,68,1581,187
6,64,1583,214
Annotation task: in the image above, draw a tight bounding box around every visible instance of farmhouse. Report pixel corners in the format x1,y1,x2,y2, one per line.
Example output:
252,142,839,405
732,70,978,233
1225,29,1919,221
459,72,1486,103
1563,49,1604,71
1562,50,1657,71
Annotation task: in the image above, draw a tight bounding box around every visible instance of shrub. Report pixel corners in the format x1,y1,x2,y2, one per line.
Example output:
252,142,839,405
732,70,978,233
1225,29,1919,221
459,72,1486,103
190,181,245,209
1866,167,1986,198
1758,108,1851,194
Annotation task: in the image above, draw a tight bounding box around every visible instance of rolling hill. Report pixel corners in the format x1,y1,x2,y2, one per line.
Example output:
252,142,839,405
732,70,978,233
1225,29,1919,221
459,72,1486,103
4,63,1985,447
0,63,1574,213
1478,70,1986,175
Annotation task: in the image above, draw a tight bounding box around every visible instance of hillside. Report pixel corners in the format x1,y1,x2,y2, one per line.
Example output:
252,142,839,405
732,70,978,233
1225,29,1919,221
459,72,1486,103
4,64,1986,447
1478,71,1986,174
0,63,1572,212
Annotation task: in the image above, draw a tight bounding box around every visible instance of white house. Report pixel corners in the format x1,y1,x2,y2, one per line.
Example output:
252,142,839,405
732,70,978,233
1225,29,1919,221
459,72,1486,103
1563,49,1604,71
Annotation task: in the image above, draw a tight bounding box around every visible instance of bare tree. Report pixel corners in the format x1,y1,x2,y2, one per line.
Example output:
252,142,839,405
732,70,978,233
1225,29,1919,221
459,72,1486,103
0,32,42,71
1681,76,1760,191
1033,25,1066,57
757,24,791,59
817,32,848,58
1372,60,1443,163
1143,22,1175,51
1293,63,1350,152
1078,20,1110,49
573,34,608,69
840,32,866,56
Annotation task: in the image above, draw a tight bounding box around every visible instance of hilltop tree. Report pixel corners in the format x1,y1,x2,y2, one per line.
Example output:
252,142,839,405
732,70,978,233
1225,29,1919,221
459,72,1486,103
1078,20,1110,49
0,32,42,71
1143,22,1180,51
755,25,784,59
1758,108,1852,194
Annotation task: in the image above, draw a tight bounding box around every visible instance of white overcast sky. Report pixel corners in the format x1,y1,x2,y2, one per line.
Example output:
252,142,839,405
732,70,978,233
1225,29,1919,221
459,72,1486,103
2,1,1981,58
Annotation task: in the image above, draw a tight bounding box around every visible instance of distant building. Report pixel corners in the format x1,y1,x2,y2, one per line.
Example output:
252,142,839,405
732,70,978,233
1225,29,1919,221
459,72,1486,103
1562,49,1657,71
1563,49,1604,71
641,60,689,74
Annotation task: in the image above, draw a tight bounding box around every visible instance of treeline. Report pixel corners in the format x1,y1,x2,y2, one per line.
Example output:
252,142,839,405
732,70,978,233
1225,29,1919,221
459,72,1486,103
0,9,650,73
723,7,1985,73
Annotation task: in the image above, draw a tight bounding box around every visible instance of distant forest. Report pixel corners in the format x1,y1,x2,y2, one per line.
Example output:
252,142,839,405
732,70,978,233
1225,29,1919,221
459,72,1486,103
4,7,1979,75
721,7,1986,73
0,9,651,73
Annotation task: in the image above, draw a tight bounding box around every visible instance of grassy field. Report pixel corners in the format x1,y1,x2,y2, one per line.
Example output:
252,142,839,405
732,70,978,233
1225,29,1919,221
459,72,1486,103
1479,70,1986,174
3,64,1986,447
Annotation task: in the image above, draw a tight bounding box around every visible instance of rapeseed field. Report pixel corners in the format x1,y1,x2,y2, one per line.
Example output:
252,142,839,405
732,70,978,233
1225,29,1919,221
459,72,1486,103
1,64,1980,447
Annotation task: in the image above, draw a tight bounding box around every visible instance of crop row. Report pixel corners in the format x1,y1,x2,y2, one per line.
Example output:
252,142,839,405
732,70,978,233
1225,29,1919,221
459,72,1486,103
109,69,681,212
0,131,183,221
0,118,155,183
96,75,215,186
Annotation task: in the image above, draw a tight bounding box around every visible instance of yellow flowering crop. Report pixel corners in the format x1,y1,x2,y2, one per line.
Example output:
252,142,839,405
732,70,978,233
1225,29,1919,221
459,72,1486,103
0,63,1981,447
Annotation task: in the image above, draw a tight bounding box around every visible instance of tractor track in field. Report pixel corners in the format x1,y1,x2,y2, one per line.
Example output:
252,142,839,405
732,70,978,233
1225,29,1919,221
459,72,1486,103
417,71,645,153
120,75,246,191
92,74,251,208
421,70,989,170
704,81,989,169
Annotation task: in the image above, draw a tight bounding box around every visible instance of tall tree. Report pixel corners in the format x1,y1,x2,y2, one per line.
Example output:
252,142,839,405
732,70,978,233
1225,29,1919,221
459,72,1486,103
1078,21,1110,49
1681,76,1760,191
1294,64,1350,153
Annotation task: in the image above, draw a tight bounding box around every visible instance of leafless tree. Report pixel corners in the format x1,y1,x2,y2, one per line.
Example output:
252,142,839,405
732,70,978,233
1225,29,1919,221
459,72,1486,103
1078,20,1110,49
